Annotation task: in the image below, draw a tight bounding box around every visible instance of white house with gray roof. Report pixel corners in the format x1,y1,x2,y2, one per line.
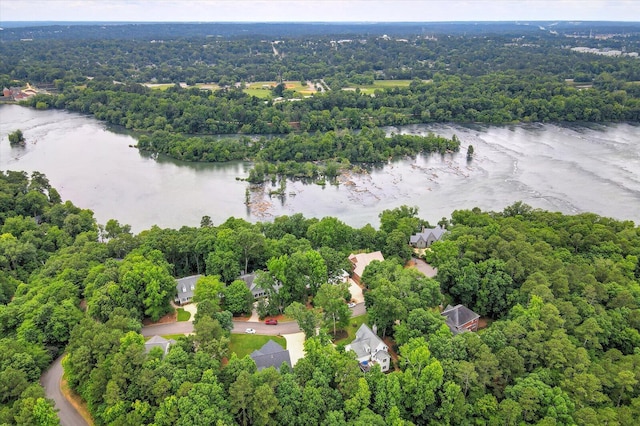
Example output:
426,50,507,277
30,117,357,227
346,324,391,372
250,340,291,371
175,275,202,305
410,225,447,248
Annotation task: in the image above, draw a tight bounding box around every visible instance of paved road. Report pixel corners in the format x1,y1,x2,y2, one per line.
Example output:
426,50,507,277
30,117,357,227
40,355,89,426
44,302,367,425
141,302,366,337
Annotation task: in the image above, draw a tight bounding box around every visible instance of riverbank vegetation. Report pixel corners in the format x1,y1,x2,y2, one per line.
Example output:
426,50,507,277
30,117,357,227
7,130,25,146
1,170,639,425
136,127,460,183
2,22,638,169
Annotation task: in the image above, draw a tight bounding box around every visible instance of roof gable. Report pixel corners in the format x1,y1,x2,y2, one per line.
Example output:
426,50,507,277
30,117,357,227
442,304,480,329
410,225,447,243
144,335,176,355
250,340,291,371
349,251,385,277
175,275,202,299
346,324,387,358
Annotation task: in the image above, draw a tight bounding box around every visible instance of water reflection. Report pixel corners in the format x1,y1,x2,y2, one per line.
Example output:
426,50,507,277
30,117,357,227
1,104,638,232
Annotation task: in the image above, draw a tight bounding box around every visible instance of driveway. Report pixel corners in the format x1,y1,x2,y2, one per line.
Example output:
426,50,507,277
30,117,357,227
412,257,438,278
180,303,197,321
284,332,306,366
46,299,368,425
347,278,365,303
40,356,89,426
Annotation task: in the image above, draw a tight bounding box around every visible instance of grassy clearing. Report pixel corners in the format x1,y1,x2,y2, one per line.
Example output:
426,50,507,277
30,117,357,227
372,79,413,88
344,79,416,95
144,333,190,341
243,88,273,98
176,308,191,322
244,81,315,98
229,334,287,358
334,313,368,345
144,83,174,91
195,83,220,90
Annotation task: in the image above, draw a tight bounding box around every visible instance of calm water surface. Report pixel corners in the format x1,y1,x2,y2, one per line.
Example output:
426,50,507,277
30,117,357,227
1,105,638,232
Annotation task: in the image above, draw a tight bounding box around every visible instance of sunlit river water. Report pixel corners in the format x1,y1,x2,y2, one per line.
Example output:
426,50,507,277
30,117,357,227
1,105,638,232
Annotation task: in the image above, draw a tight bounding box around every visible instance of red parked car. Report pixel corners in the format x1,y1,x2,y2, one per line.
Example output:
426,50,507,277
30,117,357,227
265,318,278,325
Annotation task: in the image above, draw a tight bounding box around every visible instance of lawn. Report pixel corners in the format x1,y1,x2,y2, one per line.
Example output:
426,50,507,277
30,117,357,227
243,81,315,98
243,88,273,98
344,79,416,95
176,308,191,322
229,334,287,358
144,83,175,91
334,313,368,345
143,333,189,341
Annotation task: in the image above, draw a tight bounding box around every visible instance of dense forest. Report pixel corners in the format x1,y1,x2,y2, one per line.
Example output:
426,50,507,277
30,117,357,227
0,171,639,425
1,22,639,424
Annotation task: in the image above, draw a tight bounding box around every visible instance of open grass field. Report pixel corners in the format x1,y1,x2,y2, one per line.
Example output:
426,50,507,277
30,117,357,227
229,334,287,358
345,79,415,95
243,81,316,98
334,313,368,345
244,88,273,98
195,83,220,90
143,83,175,91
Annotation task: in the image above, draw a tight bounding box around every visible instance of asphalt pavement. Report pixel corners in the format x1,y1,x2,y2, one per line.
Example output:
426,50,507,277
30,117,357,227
43,301,367,425
40,355,89,426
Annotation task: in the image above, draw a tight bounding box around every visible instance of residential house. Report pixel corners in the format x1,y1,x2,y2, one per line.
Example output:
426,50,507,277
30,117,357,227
409,225,447,248
348,251,384,285
329,269,350,285
144,335,175,356
250,340,292,371
239,272,282,299
441,304,480,334
175,274,202,305
346,324,391,373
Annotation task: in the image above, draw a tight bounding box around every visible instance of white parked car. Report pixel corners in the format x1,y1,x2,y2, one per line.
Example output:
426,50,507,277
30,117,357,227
347,302,356,308
245,328,256,334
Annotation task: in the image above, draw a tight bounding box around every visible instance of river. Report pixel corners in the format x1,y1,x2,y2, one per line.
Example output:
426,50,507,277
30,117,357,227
1,104,638,232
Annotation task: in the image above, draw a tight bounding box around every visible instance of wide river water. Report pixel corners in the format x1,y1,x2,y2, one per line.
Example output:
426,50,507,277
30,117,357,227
1,104,639,232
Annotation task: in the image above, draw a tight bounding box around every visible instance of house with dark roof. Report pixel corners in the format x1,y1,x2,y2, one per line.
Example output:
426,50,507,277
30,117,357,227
239,272,282,299
348,251,384,285
175,275,202,305
410,225,447,248
145,335,176,356
345,324,391,372
250,340,291,371
441,304,480,334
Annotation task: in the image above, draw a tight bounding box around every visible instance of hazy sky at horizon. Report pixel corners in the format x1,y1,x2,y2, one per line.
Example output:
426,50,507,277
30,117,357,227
1,0,639,23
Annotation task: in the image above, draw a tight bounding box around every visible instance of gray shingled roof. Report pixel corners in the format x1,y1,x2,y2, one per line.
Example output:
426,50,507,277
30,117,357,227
346,324,385,359
441,304,480,333
250,340,291,371
145,335,176,355
175,275,201,303
410,225,447,244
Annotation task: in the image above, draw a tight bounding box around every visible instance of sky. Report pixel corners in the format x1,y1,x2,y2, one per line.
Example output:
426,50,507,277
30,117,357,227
1,0,639,23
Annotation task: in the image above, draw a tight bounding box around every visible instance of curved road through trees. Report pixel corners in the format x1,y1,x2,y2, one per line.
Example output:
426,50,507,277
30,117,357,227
42,302,366,425
40,356,89,426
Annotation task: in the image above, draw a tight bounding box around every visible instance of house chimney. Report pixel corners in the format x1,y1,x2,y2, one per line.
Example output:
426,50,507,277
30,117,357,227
372,324,378,336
